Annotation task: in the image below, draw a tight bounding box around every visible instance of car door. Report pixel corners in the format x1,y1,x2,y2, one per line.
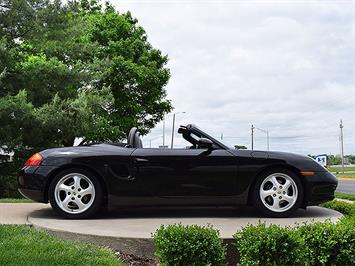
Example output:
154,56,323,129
130,147,238,201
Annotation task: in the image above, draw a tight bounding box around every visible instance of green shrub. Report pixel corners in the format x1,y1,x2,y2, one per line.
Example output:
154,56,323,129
334,217,355,265
321,200,355,216
233,223,305,266
152,224,225,266
232,202,355,266
297,218,355,266
0,160,22,198
0,175,21,198
339,214,355,226
297,221,337,265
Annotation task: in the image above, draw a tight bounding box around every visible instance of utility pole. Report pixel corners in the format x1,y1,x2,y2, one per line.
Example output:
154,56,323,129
251,124,255,150
171,113,176,149
340,120,345,173
221,133,223,140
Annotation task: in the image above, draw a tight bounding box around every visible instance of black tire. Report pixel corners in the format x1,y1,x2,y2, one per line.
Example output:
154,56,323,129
49,168,104,219
252,168,304,218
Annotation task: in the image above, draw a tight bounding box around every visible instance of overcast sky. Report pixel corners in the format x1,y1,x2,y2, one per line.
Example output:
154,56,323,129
115,0,355,155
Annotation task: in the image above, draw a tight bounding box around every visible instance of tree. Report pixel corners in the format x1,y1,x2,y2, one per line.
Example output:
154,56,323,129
0,0,171,149
0,0,172,180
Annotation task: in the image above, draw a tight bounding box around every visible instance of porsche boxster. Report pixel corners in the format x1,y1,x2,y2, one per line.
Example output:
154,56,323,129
18,124,337,218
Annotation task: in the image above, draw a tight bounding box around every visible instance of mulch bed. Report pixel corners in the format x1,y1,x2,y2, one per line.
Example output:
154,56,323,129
115,251,158,266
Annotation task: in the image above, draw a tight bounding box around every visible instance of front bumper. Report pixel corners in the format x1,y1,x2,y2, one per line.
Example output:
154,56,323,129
18,165,57,203
304,171,338,206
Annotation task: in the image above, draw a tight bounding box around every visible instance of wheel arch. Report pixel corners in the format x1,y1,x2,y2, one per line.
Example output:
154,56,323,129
44,163,109,206
247,164,307,207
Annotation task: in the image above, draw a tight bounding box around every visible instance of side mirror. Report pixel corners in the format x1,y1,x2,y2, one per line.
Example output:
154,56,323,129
197,138,213,149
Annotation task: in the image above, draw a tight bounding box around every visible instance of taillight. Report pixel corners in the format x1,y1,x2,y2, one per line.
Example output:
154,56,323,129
24,153,43,166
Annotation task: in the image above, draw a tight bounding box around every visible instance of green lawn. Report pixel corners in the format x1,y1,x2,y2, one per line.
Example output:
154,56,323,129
329,165,355,173
335,192,355,201
335,172,355,179
0,225,124,266
0,198,33,203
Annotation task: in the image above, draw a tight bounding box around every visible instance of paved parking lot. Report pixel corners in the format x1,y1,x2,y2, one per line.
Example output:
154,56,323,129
336,178,355,194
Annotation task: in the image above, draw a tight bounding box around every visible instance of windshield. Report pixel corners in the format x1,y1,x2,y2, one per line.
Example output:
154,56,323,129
183,125,231,150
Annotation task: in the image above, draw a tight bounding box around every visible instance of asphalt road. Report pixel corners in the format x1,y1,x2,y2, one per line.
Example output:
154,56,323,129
336,179,355,194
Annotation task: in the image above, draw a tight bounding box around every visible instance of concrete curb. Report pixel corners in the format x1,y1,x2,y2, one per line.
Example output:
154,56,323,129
25,205,342,263
0,203,343,264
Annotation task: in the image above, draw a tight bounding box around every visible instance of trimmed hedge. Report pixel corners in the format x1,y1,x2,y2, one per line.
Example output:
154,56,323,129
234,219,354,266
152,224,225,266
336,216,355,264
152,202,354,266
321,200,355,216
234,223,305,266
297,218,355,266
298,221,341,265
234,200,355,266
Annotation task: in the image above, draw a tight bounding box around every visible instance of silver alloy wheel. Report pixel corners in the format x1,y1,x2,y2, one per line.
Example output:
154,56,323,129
54,173,95,214
259,173,298,213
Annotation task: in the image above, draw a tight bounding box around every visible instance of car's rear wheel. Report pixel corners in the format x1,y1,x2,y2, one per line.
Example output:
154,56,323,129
49,168,103,219
252,169,303,217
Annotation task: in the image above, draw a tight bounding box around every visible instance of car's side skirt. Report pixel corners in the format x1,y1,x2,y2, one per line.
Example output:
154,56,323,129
107,194,248,208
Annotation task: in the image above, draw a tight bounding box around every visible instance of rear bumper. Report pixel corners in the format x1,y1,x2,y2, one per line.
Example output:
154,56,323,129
18,165,57,203
18,188,45,202
304,171,338,206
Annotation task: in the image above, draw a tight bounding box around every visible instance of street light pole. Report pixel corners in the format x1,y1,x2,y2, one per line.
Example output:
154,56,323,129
170,112,186,149
254,126,270,151
251,124,255,150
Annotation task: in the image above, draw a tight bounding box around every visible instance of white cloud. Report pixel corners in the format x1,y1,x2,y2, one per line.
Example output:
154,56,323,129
114,0,355,155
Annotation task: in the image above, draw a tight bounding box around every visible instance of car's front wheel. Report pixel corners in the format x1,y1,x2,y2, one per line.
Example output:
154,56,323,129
49,168,103,219
252,169,303,217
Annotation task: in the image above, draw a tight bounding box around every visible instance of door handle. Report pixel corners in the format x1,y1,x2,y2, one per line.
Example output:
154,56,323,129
134,157,149,164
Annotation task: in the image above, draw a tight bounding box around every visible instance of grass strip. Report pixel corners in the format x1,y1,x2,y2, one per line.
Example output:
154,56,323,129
0,225,124,266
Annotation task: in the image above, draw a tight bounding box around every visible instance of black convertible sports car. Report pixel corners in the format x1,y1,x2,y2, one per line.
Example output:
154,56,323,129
19,124,337,218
